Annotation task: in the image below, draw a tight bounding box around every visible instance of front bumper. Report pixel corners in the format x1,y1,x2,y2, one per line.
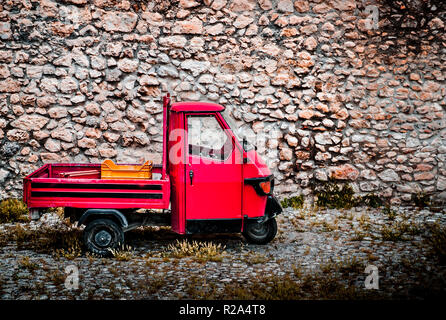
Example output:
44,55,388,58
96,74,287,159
263,194,283,221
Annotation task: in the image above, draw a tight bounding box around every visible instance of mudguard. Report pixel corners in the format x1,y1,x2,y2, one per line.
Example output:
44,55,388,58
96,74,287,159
77,209,128,228
265,195,283,218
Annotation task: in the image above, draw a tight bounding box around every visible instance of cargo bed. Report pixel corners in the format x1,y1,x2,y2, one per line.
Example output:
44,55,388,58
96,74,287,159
23,163,170,210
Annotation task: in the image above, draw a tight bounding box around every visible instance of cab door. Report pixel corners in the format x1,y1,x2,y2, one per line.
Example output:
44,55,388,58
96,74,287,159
185,113,243,234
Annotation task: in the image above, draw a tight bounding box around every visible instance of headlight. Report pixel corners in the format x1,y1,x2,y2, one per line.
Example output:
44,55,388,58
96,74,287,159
245,175,274,196
259,181,271,194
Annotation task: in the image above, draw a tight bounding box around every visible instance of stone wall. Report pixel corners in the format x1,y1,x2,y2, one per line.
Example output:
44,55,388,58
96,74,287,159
0,0,445,204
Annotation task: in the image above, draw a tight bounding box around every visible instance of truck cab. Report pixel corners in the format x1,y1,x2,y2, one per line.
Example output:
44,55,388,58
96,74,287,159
23,94,282,255
166,96,282,242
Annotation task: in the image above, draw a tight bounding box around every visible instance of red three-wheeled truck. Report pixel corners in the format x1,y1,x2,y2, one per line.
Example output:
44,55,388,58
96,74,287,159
23,95,283,255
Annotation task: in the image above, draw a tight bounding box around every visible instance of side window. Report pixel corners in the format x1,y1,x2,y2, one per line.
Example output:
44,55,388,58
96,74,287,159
187,115,233,160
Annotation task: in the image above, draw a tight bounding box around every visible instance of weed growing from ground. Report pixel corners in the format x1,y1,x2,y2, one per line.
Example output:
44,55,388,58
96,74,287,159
0,199,29,223
178,255,383,300
358,193,383,208
382,206,398,220
313,182,387,210
143,276,166,296
108,244,134,261
244,252,268,265
412,192,431,208
11,224,82,254
18,256,39,272
321,220,339,232
314,182,358,209
293,204,318,220
281,195,305,209
55,239,82,260
86,252,98,263
350,230,366,241
380,221,422,241
164,239,226,262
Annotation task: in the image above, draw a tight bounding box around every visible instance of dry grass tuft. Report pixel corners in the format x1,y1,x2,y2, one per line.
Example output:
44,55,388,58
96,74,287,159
55,239,82,260
108,244,134,261
244,252,268,265
164,239,226,262
18,255,39,272
380,221,422,241
9,224,83,255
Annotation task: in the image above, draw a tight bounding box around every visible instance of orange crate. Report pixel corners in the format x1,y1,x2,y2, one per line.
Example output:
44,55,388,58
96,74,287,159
101,159,153,180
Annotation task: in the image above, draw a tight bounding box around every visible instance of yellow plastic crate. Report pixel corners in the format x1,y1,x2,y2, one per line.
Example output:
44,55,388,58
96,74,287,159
101,159,153,180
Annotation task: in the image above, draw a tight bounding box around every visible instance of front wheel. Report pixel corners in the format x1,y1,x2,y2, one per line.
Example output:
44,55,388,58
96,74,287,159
83,218,124,256
243,218,277,245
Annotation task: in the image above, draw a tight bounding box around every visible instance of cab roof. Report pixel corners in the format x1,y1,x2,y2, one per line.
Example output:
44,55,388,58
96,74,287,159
170,101,225,112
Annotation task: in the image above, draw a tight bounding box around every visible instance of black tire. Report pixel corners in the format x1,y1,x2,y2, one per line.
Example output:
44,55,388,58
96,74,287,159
83,218,124,256
243,218,277,245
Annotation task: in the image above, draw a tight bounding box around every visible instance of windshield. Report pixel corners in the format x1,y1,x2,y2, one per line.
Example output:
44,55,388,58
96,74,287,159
221,107,255,152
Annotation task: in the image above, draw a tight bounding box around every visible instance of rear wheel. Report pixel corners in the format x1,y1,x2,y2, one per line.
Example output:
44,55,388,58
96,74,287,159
243,218,277,245
83,218,124,256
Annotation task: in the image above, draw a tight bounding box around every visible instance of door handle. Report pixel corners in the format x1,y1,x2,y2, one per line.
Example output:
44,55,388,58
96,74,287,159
189,170,194,185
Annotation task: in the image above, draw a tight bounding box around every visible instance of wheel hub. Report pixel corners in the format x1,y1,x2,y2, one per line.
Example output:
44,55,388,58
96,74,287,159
250,223,268,236
94,230,112,247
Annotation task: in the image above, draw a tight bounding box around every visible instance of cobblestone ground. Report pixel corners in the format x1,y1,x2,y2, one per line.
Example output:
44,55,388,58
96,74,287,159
0,206,445,300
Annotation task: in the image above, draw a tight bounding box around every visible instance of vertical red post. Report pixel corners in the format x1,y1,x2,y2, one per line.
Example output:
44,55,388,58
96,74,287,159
162,94,170,180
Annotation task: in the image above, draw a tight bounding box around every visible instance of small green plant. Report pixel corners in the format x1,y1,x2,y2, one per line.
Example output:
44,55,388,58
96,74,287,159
313,182,387,210
293,265,303,278
404,222,423,237
11,224,83,254
18,256,39,272
55,239,82,260
86,252,98,263
382,206,397,220
337,256,365,275
0,198,29,223
359,193,383,208
321,220,338,232
218,258,376,300
380,221,420,241
164,239,226,262
281,195,305,209
314,182,359,209
108,244,134,261
293,204,318,220
179,256,377,299
244,252,268,265
412,192,431,208
220,275,303,300
145,276,166,295
380,224,404,241
350,230,366,241
357,214,370,228
183,276,221,299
